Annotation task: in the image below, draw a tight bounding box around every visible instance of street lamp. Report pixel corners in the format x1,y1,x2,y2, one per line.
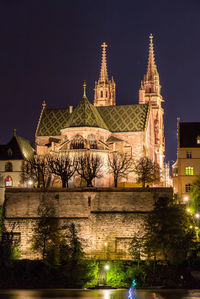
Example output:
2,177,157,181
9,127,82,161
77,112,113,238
195,213,200,219
28,180,33,187
104,264,109,271
184,196,189,202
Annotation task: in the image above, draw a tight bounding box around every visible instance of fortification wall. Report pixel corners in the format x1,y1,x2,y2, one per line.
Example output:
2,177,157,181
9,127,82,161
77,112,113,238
4,187,173,260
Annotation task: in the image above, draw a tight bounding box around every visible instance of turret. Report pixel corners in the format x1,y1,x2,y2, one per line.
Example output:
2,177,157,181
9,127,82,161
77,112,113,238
94,42,116,106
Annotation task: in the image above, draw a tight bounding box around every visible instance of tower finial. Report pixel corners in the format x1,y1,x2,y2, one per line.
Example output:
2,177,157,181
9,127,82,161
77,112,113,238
146,33,158,80
100,42,108,82
42,100,46,108
83,81,86,97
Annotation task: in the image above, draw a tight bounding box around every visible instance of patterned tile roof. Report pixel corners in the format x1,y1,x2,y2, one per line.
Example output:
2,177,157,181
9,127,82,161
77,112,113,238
97,104,149,132
36,101,149,137
36,108,70,136
65,96,108,130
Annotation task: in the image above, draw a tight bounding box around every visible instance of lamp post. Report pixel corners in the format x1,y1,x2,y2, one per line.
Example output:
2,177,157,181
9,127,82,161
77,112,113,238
28,180,33,188
104,264,109,286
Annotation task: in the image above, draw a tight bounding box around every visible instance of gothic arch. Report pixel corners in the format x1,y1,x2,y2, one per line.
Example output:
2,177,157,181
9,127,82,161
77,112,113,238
87,134,97,149
70,134,85,149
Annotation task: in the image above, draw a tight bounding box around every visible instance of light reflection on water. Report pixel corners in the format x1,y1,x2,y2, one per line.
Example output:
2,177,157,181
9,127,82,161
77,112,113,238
0,289,200,299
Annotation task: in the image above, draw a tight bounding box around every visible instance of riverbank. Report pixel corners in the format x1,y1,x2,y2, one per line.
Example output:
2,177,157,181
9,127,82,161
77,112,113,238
0,260,199,289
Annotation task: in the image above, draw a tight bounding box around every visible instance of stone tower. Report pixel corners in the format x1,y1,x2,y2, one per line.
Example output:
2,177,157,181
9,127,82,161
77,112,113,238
94,42,116,106
139,34,165,170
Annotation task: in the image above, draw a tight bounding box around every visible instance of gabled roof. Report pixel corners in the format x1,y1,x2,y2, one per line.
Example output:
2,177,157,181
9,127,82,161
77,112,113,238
97,104,149,132
0,136,34,160
180,122,200,148
65,96,108,130
106,136,123,143
36,108,70,136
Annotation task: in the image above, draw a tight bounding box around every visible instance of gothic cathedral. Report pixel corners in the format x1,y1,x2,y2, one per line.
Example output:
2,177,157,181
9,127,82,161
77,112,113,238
35,35,165,187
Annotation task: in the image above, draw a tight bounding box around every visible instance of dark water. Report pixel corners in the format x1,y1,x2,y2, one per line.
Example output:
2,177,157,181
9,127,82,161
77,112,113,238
0,289,199,299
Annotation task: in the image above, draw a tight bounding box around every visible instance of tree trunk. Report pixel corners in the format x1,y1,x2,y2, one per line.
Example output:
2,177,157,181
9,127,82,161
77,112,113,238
114,176,118,187
62,179,66,188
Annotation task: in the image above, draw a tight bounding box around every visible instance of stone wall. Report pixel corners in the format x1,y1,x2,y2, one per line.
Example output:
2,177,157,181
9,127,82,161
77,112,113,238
4,187,173,260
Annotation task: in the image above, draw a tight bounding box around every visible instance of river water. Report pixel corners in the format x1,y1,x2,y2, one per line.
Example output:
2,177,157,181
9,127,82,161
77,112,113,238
0,289,199,299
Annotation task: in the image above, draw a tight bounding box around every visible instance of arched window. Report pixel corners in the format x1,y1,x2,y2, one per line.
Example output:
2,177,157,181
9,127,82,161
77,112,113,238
5,176,13,187
70,135,85,149
5,162,13,172
88,134,97,149
101,91,103,98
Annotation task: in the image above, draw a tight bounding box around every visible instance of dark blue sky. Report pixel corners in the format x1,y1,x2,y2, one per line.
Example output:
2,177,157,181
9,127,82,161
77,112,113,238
0,0,200,165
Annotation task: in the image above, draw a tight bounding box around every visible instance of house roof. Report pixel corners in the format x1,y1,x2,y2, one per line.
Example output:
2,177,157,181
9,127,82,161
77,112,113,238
65,96,108,130
180,122,200,148
0,136,34,160
36,99,149,136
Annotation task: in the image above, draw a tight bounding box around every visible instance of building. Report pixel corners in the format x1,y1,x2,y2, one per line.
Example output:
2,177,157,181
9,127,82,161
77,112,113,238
0,130,34,204
35,34,166,187
173,119,200,202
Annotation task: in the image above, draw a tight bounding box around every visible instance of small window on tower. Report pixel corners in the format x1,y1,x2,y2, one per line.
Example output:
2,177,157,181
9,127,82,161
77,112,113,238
101,91,103,98
197,136,200,144
106,91,108,97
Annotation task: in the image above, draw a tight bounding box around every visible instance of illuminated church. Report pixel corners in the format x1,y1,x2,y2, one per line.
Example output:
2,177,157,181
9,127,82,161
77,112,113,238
35,35,165,187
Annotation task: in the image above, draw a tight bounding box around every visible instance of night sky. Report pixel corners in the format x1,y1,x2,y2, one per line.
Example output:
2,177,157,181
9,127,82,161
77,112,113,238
0,0,199,166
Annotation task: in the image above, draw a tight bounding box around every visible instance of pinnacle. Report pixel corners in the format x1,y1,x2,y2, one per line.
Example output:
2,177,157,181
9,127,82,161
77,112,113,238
146,33,158,80
100,42,108,82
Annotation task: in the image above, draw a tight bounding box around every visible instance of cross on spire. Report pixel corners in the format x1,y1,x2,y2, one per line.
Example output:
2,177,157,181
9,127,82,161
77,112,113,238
100,42,108,82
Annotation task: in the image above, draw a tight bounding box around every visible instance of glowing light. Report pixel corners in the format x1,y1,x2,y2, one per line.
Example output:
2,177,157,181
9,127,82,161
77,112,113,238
184,196,189,202
104,290,110,299
104,264,109,270
189,225,193,229
104,242,107,246
195,226,199,230
28,180,33,186
187,208,191,212
195,213,200,219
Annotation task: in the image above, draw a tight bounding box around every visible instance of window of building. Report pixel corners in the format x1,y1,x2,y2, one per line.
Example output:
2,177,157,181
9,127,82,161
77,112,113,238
88,134,97,149
101,91,103,98
106,91,108,97
197,136,200,144
185,167,194,176
7,148,12,157
5,162,13,172
186,152,192,159
5,176,13,187
185,184,191,193
70,135,85,149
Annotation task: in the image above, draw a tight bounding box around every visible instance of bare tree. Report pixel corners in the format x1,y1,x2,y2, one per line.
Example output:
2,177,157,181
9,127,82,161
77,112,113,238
108,152,134,187
133,157,160,188
21,155,50,188
76,153,103,187
47,154,77,188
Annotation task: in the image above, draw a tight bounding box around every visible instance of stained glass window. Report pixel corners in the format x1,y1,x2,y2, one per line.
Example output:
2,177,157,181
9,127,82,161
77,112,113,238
5,176,13,187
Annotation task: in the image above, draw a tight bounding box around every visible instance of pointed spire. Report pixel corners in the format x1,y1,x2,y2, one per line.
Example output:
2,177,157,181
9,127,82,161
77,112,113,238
14,128,16,137
83,81,87,97
42,100,46,108
146,33,158,80
100,42,108,82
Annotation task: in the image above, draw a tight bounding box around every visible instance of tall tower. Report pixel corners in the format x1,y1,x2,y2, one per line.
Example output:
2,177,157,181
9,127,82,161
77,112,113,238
94,42,116,106
139,34,165,170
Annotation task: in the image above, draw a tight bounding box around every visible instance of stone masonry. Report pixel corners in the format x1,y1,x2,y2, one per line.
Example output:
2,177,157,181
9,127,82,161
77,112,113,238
4,187,173,260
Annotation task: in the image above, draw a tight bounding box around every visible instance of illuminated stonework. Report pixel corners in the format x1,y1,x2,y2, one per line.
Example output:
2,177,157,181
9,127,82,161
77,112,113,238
35,35,167,187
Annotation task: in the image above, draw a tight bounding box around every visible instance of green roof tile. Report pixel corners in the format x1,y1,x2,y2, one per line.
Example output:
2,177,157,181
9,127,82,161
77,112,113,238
65,96,108,130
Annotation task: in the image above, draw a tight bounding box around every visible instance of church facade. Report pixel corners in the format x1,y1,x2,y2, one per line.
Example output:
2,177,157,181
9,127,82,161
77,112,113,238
35,35,165,187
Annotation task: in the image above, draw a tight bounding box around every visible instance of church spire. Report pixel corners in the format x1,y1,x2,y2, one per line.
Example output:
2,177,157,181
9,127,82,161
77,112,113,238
139,33,161,98
100,42,108,82
94,42,116,107
146,33,158,81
